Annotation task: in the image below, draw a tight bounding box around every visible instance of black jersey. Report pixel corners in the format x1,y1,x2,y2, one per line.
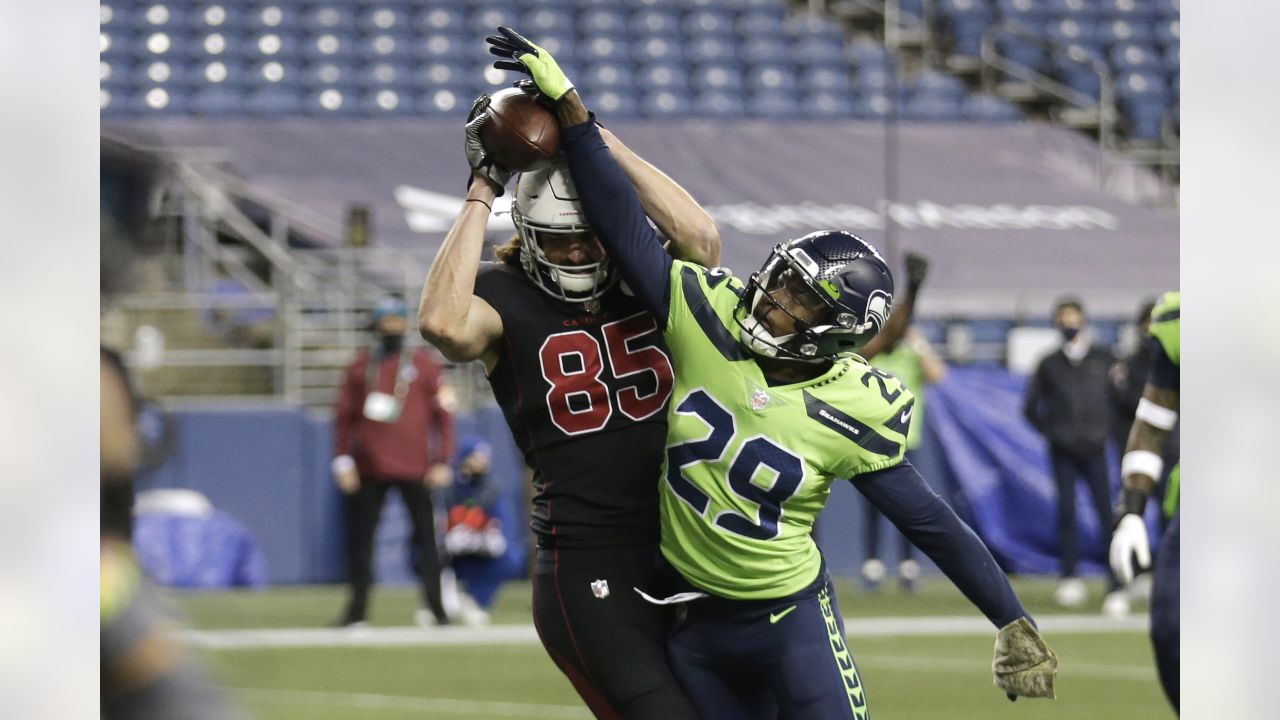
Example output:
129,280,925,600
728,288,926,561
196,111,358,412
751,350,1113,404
475,262,674,548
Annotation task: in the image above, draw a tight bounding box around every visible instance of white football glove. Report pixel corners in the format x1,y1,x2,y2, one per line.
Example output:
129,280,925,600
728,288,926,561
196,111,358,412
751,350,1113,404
1109,514,1151,585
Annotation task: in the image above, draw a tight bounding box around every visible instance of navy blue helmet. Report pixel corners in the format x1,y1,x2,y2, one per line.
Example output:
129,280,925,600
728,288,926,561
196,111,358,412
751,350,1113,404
736,231,895,361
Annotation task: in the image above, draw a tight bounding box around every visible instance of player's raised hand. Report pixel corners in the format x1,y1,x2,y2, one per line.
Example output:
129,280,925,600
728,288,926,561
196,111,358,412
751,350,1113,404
992,617,1058,701
486,27,575,103
464,94,513,196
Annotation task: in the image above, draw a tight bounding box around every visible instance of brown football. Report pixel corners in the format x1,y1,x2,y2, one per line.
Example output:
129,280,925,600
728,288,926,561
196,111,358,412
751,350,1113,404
479,87,560,172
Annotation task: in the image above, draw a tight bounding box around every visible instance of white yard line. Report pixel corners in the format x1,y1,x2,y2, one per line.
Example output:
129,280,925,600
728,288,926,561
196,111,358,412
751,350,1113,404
183,614,1146,650
231,687,593,719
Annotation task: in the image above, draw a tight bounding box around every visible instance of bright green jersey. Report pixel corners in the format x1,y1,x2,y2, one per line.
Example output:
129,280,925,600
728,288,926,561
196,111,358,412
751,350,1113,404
871,344,925,449
658,261,914,600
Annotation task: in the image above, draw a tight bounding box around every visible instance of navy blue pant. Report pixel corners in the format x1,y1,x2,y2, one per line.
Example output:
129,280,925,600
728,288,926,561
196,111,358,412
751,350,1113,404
668,570,871,720
1150,512,1180,713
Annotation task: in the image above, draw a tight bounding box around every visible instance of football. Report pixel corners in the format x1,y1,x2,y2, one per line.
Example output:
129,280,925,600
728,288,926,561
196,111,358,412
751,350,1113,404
479,87,560,173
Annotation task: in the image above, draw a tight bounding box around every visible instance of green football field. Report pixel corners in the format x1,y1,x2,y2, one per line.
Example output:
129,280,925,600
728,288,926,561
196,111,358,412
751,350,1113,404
171,576,1175,720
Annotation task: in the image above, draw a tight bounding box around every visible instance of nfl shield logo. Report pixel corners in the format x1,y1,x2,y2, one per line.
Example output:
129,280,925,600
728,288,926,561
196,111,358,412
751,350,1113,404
590,579,610,599
750,389,770,411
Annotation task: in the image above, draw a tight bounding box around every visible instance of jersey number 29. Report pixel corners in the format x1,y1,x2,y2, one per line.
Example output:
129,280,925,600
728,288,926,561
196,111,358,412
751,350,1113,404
538,312,674,435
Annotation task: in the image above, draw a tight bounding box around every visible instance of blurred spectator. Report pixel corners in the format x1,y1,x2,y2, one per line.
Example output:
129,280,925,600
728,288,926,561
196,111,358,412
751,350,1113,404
862,327,948,592
1023,298,1126,615
439,436,525,626
101,349,241,719
331,294,455,627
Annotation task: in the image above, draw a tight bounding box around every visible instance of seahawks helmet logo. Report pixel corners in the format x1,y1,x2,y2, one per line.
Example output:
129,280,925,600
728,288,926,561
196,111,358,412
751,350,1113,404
864,290,891,334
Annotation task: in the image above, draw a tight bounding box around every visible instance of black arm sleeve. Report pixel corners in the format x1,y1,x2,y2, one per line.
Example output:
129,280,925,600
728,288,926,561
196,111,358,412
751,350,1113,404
561,121,674,325
852,461,1028,628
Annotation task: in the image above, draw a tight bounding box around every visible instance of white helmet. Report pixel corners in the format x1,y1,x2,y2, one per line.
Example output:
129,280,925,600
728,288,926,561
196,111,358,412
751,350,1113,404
511,162,615,304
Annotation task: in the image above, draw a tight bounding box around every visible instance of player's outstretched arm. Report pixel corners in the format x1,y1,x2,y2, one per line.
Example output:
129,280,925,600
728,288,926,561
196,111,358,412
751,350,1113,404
597,127,721,268
418,97,505,366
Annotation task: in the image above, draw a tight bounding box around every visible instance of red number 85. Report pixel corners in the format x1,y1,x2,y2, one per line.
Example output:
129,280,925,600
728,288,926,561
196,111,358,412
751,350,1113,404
537,313,674,436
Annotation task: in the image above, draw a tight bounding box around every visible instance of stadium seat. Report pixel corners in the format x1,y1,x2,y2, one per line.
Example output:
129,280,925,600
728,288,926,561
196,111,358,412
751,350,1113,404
685,9,736,36
962,93,1024,121
637,63,691,91
799,66,854,94
640,89,693,118
687,36,738,64
691,63,744,92
591,89,641,118
906,69,968,99
693,90,747,118
747,91,801,119
805,91,857,119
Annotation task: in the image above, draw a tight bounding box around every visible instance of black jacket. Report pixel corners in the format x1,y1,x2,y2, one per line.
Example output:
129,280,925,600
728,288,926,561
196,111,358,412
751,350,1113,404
1023,343,1117,453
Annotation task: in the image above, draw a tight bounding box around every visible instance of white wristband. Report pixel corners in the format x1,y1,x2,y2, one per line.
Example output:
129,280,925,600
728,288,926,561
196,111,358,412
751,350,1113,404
332,455,356,475
1135,397,1178,430
1121,450,1163,481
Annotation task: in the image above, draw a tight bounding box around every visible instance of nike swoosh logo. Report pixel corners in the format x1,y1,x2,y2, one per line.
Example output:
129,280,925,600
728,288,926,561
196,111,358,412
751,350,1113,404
769,605,797,624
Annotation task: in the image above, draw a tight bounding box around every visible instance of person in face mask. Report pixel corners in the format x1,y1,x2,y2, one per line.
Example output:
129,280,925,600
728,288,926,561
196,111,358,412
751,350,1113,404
330,294,456,627
1023,297,1127,615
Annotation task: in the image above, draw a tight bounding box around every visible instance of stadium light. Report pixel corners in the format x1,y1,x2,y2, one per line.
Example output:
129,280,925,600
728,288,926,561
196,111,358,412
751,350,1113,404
260,6,282,28
204,5,226,27
146,61,171,83
145,4,170,25
317,34,340,55
205,61,228,84
376,90,399,111
145,87,170,109
373,9,396,30
262,61,284,83
432,90,456,112
258,34,281,55
204,33,227,55
373,36,396,56
319,89,343,111
146,32,171,54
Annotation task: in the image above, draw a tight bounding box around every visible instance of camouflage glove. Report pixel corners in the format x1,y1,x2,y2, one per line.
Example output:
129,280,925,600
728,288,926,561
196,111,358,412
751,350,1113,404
464,94,512,196
486,26,575,103
992,617,1058,701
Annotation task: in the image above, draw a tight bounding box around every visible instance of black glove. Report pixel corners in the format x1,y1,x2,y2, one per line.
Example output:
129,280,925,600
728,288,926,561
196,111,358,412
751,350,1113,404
905,252,929,294
464,94,513,197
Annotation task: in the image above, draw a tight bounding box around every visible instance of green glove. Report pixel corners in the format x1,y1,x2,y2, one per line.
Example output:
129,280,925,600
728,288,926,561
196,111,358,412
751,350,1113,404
992,617,1058,701
486,26,574,102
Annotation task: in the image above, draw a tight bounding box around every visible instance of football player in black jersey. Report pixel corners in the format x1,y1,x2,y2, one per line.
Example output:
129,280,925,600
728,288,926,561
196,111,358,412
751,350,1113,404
419,94,719,720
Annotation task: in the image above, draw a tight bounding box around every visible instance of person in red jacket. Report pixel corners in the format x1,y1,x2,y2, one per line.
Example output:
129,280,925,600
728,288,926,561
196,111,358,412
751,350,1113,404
331,294,455,627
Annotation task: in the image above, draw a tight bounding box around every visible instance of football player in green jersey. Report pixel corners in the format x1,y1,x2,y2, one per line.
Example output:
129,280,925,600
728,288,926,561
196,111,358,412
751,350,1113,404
488,26,1059,718
1110,291,1180,712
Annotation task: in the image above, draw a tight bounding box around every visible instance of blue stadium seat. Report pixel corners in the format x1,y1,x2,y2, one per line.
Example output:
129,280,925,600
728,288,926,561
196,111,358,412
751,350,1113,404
1099,19,1154,46
581,37,632,62
685,9,736,36
901,93,964,121
1109,43,1160,72
906,69,967,99
1098,0,1158,20
581,63,636,91
747,64,799,93
637,63,691,91
693,90,747,118
301,5,354,33
361,61,416,89
799,66,854,93
411,33,470,61
245,85,305,115
805,91,856,119
357,33,414,62
591,89,640,118
356,5,413,34
687,36,738,64
632,9,682,36
691,63,744,92
961,93,1024,121
640,89,693,118
360,88,419,116
736,12,786,37
740,37,791,64
1155,18,1178,47
418,88,471,117
792,37,847,65
578,8,628,35
747,91,801,119
411,6,466,34
301,33,358,62
1045,0,1103,20
632,36,686,63
471,6,521,35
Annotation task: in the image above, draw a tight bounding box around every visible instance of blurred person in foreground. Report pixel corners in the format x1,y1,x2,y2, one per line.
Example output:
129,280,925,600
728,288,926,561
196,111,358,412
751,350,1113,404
419,74,720,719
1110,291,1180,713
331,294,455,627
1023,297,1127,615
859,254,949,592
497,27,1058,715
101,349,240,719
